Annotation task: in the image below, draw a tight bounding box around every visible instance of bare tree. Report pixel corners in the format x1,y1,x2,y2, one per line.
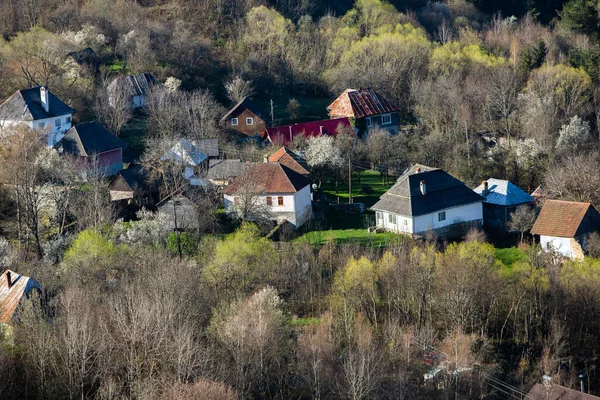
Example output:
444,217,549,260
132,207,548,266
224,75,254,104
509,205,537,243
544,154,600,207
95,82,132,137
227,178,272,230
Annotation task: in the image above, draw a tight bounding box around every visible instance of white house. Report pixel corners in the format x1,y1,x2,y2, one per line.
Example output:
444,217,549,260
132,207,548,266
223,163,312,228
163,139,208,186
531,199,600,260
371,164,484,237
0,86,74,147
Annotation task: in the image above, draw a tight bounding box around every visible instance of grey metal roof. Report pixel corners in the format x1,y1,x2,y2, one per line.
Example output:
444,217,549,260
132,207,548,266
56,121,126,156
372,164,484,217
207,159,252,180
107,73,160,97
0,86,74,121
473,178,534,207
194,138,219,157
164,139,207,166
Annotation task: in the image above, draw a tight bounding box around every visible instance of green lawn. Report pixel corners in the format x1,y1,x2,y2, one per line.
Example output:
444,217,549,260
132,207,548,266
293,228,404,246
120,117,148,160
495,247,528,280
320,170,393,208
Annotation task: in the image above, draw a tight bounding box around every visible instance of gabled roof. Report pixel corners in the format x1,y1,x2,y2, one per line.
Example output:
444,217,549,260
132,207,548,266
207,159,253,181
265,118,352,146
221,97,267,123
107,73,160,97
109,165,155,193
0,270,41,323
327,88,399,118
531,185,545,198
224,163,310,195
531,200,596,238
372,164,484,217
56,121,126,156
164,139,207,167
267,147,309,175
0,86,74,121
473,178,534,207
194,138,219,158
528,383,600,400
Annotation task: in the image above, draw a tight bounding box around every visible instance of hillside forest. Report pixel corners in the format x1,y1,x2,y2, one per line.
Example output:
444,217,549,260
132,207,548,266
4,0,600,399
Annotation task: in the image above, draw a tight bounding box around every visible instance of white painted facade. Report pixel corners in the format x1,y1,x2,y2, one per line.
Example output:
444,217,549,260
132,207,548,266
2,114,72,147
540,235,586,260
375,202,483,235
224,185,312,227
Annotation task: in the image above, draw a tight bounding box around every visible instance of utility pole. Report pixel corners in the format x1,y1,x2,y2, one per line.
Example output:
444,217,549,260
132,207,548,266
348,158,352,204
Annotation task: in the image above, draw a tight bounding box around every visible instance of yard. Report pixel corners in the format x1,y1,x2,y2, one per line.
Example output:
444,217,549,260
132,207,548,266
319,169,394,208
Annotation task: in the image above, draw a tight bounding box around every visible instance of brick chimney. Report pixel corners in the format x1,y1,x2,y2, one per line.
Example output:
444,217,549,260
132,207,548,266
6,271,12,289
40,86,49,113
482,180,489,196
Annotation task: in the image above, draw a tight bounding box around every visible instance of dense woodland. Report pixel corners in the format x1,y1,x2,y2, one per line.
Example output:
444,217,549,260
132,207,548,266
4,0,600,399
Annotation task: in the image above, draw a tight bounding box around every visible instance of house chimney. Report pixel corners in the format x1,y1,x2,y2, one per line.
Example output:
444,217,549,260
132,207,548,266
542,375,552,389
263,154,268,163
415,167,421,173
319,126,324,135
420,180,426,195
6,271,11,289
40,86,49,113
482,180,489,196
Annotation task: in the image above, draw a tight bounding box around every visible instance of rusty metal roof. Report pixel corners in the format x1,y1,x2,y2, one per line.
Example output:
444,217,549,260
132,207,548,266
327,88,399,118
0,270,41,323
531,200,596,238
268,147,309,175
224,163,310,195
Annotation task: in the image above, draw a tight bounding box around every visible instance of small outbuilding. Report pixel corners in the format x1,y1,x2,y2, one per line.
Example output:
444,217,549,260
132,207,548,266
221,97,268,137
473,178,534,228
0,270,42,324
531,199,600,260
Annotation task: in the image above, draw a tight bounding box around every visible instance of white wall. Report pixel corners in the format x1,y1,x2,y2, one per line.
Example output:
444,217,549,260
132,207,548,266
413,202,482,234
540,236,571,258
2,113,72,147
293,185,312,227
375,202,483,235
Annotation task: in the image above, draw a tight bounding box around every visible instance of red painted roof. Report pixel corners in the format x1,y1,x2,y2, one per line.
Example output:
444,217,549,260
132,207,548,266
265,118,352,146
327,88,399,118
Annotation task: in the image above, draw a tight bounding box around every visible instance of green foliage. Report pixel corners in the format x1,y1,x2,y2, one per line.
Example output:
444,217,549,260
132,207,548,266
519,39,547,72
430,42,506,75
559,0,599,38
568,47,600,84
167,232,199,256
202,223,278,298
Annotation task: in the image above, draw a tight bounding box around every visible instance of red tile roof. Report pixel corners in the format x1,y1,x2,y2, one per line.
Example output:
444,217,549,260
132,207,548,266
327,88,399,119
267,147,309,175
223,163,310,195
531,200,594,238
265,118,352,146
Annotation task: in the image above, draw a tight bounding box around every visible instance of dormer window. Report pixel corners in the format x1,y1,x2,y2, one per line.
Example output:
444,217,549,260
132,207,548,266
231,118,238,126
381,113,392,125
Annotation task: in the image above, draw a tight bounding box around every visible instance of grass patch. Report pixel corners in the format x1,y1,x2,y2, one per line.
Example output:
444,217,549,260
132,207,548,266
287,317,319,327
120,117,148,160
293,228,403,247
495,247,527,280
320,170,393,208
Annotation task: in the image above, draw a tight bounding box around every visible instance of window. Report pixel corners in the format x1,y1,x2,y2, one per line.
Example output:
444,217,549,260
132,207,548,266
267,196,272,206
246,117,254,125
38,122,46,129
231,118,238,126
381,113,392,125
55,118,62,127
66,116,71,124
376,211,383,220
366,117,372,127
389,214,396,224
278,196,284,206
438,211,446,221
404,219,408,226
174,200,182,206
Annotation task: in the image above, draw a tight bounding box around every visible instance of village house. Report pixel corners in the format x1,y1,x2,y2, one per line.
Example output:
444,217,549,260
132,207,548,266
527,377,600,400
327,88,400,135
0,270,42,325
267,147,309,175
206,159,253,187
0,86,74,147
265,118,352,146
372,164,484,237
223,163,312,228
107,73,160,109
109,165,158,208
157,194,200,231
194,138,219,159
531,199,600,260
163,139,208,186
473,178,534,228
55,121,126,176
221,97,268,137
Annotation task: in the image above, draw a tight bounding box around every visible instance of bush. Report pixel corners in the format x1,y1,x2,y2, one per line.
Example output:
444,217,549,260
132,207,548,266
167,232,199,256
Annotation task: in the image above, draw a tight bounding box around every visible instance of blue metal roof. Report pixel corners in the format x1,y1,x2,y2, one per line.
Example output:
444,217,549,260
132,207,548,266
473,178,533,207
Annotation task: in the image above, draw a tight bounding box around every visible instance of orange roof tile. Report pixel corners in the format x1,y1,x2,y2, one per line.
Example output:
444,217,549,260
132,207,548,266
0,270,40,323
267,147,309,175
223,163,310,195
531,200,594,238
